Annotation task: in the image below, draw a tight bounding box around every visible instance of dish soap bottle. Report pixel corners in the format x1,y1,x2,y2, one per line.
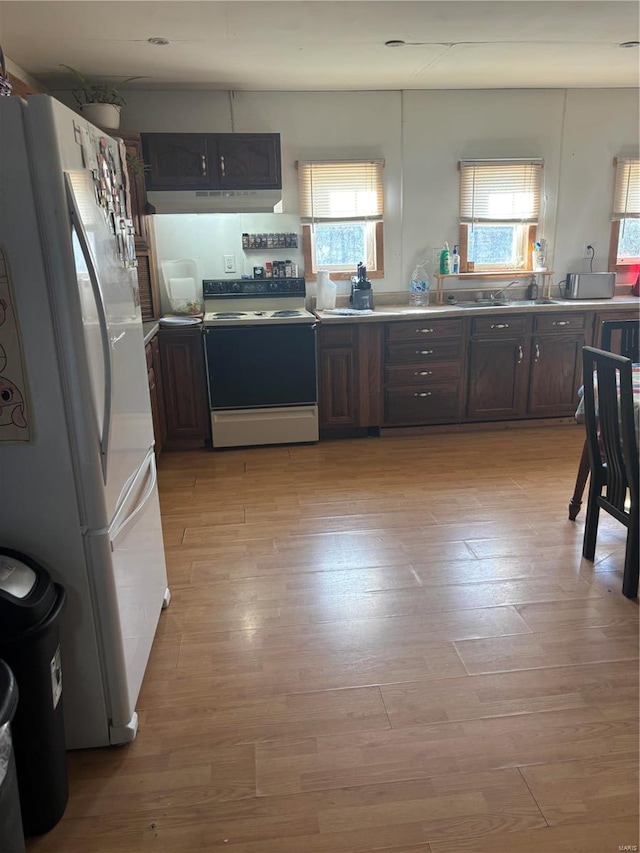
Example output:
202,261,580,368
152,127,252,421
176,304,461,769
451,244,460,274
409,264,430,307
439,242,451,275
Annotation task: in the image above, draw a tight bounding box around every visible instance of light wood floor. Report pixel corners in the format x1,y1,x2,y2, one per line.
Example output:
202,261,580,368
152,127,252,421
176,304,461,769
28,425,639,852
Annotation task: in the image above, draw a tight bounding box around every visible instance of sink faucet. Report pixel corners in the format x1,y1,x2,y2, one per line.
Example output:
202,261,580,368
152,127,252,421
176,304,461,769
490,280,521,301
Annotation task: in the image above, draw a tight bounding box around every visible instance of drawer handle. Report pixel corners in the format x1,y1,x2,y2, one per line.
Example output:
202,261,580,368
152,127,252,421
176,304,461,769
219,154,225,177
414,370,432,376
552,320,570,326
416,350,434,355
534,342,540,363
413,392,432,397
201,155,207,177
417,328,434,334
517,345,524,364
490,323,509,330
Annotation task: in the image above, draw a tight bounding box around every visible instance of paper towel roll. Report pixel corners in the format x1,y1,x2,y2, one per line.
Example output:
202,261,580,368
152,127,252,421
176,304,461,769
168,277,196,300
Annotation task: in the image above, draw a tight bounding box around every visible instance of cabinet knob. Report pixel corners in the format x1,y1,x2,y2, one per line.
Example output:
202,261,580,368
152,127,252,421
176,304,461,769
413,392,432,397
552,320,570,326
416,350,434,355
517,345,524,364
491,323,509,330
201,155,207,177
414,370,432,376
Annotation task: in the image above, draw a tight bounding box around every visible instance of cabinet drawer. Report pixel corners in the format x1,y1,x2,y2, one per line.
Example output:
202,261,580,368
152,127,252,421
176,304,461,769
385,386,459,424
145,342,153,370
387,318,462,342
319,325,355,347
472,315,528,336
386,362,461,387
533,313,586,333
386,341,461,365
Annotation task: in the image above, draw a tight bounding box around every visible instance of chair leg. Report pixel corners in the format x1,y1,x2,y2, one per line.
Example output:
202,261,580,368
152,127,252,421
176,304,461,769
582,478,600,561
569,440,590,521
622,512,639,599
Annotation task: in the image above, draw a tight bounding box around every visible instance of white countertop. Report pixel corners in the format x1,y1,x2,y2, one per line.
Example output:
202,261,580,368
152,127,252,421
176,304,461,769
314,296,639,323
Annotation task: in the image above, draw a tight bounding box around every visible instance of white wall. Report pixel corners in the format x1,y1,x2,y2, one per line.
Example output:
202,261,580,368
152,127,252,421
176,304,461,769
79,86,639,299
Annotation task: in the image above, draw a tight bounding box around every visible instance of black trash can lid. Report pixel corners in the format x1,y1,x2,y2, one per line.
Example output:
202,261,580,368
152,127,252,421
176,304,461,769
0,549,58,637
0,659,18,726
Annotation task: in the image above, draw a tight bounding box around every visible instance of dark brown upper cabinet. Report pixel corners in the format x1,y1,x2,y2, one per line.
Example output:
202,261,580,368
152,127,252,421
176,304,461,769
141,133,281,191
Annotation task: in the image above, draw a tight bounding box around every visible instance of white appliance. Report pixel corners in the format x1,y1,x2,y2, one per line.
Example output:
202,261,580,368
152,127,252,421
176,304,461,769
0,95,169,749
203,278,318,447
147,188,283,214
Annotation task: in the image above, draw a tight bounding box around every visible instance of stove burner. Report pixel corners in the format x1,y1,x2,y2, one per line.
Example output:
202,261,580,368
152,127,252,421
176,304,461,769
272,310,302,318
212,312,247,319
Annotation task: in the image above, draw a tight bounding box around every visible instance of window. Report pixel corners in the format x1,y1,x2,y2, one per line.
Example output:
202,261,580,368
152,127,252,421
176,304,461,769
298,160,384,279
459,159,543,272
609,158,640,272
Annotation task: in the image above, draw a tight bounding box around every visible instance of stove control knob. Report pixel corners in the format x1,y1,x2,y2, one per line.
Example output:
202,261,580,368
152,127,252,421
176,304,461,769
217,282,227,293
232,283,241,293
269,282,279,292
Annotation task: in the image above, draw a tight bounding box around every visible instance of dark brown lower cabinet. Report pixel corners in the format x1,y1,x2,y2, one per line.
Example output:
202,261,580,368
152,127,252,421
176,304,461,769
318,323,382,434
146,337,166,458
466,312,587,421
467,335,528,420
527,332,584,416
158,329,211,449
383,318,465,425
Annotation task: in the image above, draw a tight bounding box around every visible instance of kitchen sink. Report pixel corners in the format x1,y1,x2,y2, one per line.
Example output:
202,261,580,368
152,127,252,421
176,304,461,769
453,300,510,308
452,298,559,308
505,298,559,306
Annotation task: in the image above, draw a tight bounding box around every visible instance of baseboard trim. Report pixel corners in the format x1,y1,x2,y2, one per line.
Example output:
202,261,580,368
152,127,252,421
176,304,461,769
379,417,579,437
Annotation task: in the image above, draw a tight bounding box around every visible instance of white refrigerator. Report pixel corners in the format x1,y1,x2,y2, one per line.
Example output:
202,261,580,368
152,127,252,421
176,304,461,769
0,95,169,748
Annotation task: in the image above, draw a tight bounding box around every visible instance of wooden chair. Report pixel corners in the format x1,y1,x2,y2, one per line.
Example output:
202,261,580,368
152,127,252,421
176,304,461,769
581,346,639,598
568,319,640,520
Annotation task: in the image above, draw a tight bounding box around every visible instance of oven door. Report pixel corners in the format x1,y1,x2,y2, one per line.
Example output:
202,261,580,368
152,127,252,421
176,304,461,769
205,323,317,409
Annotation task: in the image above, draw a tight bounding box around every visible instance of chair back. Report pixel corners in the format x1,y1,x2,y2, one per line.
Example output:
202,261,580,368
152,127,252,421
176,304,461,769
600,319,640,361
582,346,638,522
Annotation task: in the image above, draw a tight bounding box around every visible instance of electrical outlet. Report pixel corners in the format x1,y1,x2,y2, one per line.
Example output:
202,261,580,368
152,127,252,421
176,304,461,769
223,254,236,273
582,242,596,259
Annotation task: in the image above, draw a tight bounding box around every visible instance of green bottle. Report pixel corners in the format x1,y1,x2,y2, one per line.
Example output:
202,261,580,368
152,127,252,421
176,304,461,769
439,242,451,275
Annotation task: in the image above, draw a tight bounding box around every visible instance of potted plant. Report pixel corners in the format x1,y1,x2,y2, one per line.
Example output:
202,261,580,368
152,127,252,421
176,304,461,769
60,65,143,131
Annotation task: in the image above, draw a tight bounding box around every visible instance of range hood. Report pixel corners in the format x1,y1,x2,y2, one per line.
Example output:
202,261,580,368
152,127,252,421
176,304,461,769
147,188,283,214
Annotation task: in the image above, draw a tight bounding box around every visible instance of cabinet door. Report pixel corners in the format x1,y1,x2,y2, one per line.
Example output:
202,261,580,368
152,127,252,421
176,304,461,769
527,333,584,417
150,337,166,454
215,134,281,189
318,346,357,428
467,338,528,419
143,134,212,189
118,132,150,247
159,330,210,446
135,251,161,323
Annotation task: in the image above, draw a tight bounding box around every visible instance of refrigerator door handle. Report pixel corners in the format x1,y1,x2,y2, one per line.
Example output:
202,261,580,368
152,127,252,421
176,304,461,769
109,452,158,544
65,173,112,483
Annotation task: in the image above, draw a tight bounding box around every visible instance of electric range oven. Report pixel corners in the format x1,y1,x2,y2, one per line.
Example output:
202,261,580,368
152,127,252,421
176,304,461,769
203,278,318,448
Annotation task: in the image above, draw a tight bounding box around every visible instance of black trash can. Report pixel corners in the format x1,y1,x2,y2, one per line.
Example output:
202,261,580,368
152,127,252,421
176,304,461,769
0,549,68,837
0,659,24,853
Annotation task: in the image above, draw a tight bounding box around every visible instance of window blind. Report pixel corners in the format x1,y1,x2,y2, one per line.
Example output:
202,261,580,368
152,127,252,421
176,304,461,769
612,158,640,220
459,159,542,224
298,160,384,221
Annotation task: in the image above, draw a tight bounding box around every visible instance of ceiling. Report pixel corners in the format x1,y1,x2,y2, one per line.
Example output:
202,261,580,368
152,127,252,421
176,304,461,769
2,1,639,93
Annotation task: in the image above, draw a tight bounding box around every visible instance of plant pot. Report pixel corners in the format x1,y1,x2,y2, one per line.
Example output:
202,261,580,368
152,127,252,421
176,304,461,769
79,103,121,131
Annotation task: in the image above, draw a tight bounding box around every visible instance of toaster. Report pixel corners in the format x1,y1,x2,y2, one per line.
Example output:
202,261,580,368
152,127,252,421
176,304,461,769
564,272,616,300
